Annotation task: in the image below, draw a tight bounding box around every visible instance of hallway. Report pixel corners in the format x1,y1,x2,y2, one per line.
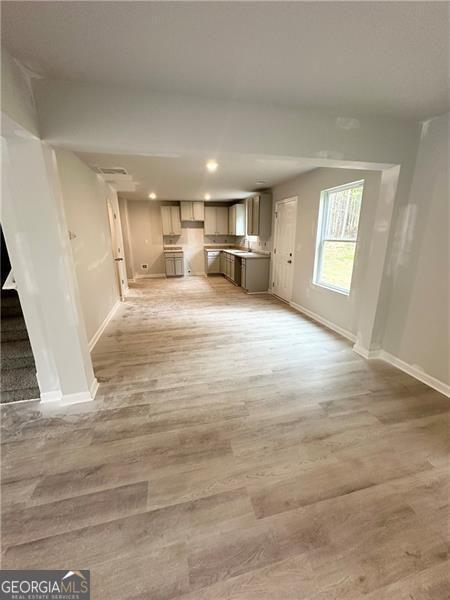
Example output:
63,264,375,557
1,277,449,599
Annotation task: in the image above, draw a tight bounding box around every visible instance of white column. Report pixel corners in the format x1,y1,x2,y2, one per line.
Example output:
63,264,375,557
353,165,401,357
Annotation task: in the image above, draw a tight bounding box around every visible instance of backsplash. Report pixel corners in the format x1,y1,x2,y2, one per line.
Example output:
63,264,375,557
243,235,272,254
203,235,237,245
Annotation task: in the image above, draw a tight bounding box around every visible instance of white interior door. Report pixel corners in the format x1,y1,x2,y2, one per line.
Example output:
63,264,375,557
272,197,298,302
107,201,126,301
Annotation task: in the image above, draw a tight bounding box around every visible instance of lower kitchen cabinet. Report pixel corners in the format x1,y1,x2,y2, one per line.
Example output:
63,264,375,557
222,252,240,285
165,252,184,277
205,249,267,290
206,250,221,274
241,256,270,292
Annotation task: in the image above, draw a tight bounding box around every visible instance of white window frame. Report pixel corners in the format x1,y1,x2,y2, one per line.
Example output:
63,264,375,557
313,180,364,296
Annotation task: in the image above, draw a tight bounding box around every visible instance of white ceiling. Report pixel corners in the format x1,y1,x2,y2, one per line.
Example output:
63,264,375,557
2,2,448,119
75,151,317,201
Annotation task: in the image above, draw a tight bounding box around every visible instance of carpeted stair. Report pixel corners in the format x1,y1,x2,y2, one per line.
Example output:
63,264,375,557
1,290,40,403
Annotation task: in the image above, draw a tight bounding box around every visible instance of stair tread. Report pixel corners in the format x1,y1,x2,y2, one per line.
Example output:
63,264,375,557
1,316,27,330
1,366,39,391
1,339,33,357
1,356,36,370
1,387,40,403
1,291,38,403
0,294,21,307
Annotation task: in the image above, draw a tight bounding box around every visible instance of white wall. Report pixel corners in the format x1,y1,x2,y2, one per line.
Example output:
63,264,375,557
272,168,382,337
381,113,449,385
1,48,39,138
168,224,206,276
55,149,120,344
125,200,165,277
33,79,419,167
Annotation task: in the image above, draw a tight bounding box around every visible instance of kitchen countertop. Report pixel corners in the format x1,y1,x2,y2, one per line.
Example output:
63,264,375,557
204,247,270,259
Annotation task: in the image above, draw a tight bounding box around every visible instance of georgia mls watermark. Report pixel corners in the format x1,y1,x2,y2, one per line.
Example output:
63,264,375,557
0,570,90,600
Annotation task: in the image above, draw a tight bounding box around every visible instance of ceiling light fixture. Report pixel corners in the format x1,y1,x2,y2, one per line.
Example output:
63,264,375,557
206,160,218,173
204,193,211,201
148,192,157,200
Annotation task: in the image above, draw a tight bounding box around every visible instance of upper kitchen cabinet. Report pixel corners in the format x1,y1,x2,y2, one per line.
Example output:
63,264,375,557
180,201,204,222
228,203,246,236
161,205,182,235
246,193,272,239
204,206,228,235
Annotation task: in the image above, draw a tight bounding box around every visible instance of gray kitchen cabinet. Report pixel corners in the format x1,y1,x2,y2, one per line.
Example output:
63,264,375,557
220,251,226,274
161,205,182,235
175,257,183,276
193,201,204,221
230,254,241,285
165,251,184,277
205,250,221,274
225,253,231,278
240,256,270,292
219,251,241,286
246,193,272,239
241,259,246,289
180,201,204,221
228,203,246,236
204,206,228,235
165,256,175,277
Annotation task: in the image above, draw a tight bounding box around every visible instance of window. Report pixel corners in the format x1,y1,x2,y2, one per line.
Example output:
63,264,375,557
313,180,364,294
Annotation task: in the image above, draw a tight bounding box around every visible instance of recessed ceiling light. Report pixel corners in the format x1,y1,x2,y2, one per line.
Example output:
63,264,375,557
148,192,157,200
204,193,211,201
206,160,218,173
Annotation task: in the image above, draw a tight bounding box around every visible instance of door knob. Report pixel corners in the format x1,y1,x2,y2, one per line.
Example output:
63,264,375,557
287,260,292,264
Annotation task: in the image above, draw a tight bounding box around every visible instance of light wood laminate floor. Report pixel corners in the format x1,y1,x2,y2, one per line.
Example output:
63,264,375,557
1,277,449,599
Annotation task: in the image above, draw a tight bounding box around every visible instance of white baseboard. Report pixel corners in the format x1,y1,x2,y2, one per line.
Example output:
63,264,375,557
289,300,357,343
379,350,448,397
40,378,98,405
40,390,63,403
352,342,382,360
353,343,449,397
90,377,99,400
134,273,166,279
88,300,121,352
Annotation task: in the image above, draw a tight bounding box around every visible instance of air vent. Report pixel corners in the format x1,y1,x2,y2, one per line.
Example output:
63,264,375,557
256,179,268,186
94,166,128,176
